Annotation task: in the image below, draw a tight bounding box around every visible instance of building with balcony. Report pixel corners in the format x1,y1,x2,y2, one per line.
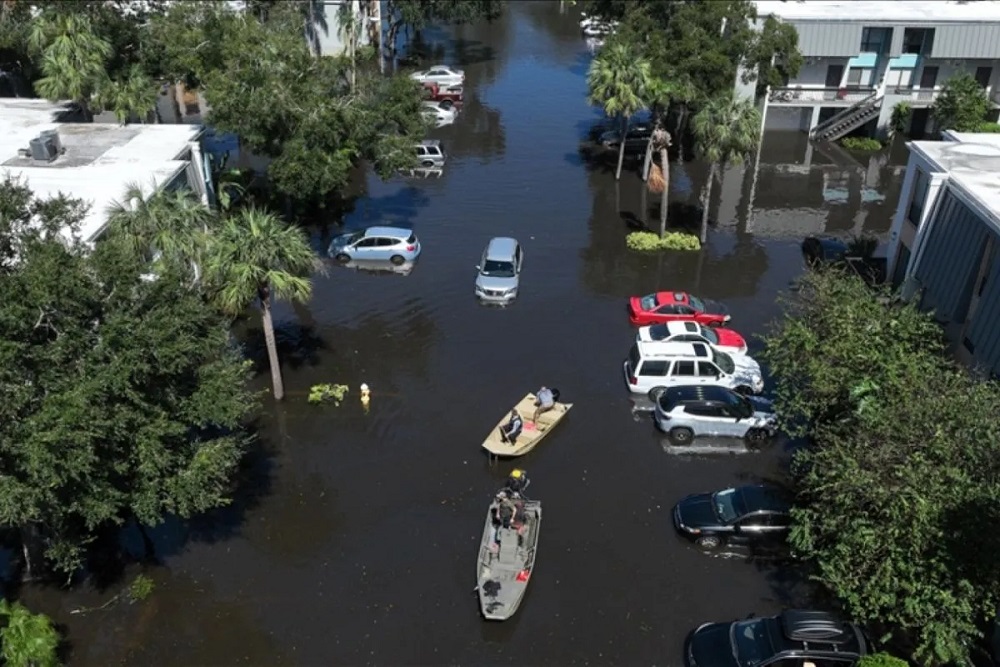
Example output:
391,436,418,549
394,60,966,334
886,130,1000,377
0,99,212,245
752,1,1000,142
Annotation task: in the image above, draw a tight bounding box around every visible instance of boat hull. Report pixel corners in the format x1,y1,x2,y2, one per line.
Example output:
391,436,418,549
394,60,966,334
481,393,573,458
476,498,541,621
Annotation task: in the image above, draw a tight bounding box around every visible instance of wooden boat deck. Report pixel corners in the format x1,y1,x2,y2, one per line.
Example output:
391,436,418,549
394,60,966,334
481,393,573,458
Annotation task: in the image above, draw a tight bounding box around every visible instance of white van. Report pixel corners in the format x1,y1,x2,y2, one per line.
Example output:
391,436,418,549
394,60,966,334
622,341,764,396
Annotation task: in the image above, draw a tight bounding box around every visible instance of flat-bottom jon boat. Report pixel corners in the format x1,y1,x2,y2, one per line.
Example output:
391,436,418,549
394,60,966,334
476,493,541,621
481,393,573,458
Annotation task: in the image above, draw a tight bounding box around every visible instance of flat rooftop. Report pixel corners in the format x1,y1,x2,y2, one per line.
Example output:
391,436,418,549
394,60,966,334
910,132,1000,228
754,0,1000,23
0,99,202,242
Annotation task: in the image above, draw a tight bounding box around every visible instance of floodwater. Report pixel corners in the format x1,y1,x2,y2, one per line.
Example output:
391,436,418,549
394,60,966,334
27,3,908,665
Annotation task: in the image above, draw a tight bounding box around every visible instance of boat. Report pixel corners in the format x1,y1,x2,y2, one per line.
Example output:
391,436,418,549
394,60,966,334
481,392,573,458
476,491,541,621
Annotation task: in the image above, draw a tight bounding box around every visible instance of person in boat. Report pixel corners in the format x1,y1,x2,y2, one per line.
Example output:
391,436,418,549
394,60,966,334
493,491,518,538
505,468,530,498
499,408,523,445
532,386,560,423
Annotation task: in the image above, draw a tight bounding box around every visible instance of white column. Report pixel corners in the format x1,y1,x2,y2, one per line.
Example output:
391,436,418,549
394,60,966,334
188,140,210,207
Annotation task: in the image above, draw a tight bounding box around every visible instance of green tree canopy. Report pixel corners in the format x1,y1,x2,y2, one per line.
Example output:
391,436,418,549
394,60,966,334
762,268,1000,665
586,42,650,180
0,600,60,667
0,177,256,577
384,0,505,63
932,72,991,133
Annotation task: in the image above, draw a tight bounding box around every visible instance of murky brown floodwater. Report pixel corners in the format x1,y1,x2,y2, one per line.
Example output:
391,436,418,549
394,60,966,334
25,3,907,665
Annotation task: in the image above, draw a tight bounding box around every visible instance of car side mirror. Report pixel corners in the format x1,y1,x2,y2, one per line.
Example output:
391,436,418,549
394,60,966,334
475,265,481,271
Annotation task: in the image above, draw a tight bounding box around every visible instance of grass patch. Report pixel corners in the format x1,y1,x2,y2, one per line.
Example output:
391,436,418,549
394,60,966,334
626,231,701,252
976,121,1000,133
839,137,884,151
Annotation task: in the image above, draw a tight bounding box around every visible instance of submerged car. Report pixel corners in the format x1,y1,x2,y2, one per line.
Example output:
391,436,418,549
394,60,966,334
415,140,447,168
628,292,730,327
672,483,791,550
410,64,464,87
475,237,523,305
328,226,421,265
637,321,748,355
599,123,653,153
652,385,776,445
624,341,764,396
685,609,870,667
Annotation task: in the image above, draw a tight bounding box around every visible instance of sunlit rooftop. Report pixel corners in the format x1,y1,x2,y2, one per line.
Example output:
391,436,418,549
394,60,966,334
910,131,1000,228
754,0,1000,23
0,99,202,243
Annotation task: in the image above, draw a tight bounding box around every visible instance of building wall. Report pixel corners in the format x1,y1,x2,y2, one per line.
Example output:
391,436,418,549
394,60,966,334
790,21,864,57
931,24,1000,59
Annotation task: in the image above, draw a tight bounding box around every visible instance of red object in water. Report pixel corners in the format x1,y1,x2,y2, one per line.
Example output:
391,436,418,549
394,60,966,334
516,569,531,582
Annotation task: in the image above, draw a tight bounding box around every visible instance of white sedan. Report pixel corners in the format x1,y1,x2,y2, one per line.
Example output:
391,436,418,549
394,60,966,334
410,65,465,87
636,320,749,355
421,101,457,128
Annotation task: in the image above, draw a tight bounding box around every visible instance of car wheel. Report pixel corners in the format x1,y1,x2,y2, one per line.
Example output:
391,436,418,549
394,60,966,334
734,385,754,396
421,160,434,167
696,535,722,550
334,253,351,263
745,428,768,444
669,427,694,445
390,254,405,266
647,386,667,402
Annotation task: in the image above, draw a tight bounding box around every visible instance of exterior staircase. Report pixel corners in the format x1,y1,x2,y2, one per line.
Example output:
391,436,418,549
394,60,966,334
809,92,883,142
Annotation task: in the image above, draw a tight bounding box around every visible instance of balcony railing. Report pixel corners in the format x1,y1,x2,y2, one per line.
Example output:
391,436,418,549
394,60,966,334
892,87,939,102
768,87,878,104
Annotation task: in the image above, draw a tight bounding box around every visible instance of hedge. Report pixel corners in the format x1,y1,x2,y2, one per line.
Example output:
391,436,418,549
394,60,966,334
625,231,701,252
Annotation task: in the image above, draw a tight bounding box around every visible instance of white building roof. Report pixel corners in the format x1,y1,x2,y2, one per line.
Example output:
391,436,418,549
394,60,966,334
754,0,1000,23
909,132,1000,228
0,99,202,243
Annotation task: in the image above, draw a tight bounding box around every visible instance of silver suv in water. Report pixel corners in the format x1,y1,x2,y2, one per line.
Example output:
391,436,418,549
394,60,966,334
652,385,777,446
475,237,522,304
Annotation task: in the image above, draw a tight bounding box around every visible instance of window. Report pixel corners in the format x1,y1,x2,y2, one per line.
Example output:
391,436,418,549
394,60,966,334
697,361,719,377
908,169,929,225
356,238,379,248
860,27,890,53
975,66,992,89
672,360,696,376
738,515,768,529
682,322,699,333
902,27,934,55
640,360,669,376
656,304,679,314
675,305,696,315
769,514,792,528
685,405,721,417
846,68,873,87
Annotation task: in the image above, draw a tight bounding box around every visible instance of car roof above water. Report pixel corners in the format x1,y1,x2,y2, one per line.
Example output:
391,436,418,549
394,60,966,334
485,236,518,260
363,226,414,240
659,384,735,407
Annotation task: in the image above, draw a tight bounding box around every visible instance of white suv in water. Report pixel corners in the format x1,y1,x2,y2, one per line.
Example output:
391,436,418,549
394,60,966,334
623,341,765,396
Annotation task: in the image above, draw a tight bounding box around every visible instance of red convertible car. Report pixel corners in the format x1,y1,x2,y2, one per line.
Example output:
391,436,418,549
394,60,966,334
627,291,731,327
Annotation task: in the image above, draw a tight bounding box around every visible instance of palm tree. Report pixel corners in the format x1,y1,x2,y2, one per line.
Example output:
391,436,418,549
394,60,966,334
99,65,158,125
29,13,111,121
0,600,60,667
691,92,762,244
647,123,672,237
587,43,650,180
106,184,214,282
204,208,323,401
336,1,360,92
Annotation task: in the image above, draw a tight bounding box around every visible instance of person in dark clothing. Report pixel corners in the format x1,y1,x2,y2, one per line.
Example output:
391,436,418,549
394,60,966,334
506,468,530,497
498,409,523,444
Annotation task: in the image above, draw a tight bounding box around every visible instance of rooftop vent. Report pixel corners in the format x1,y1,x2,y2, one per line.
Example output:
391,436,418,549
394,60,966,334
27,129,64,163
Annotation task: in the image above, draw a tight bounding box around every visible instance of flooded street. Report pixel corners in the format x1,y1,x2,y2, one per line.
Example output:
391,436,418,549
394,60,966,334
34,3,907,665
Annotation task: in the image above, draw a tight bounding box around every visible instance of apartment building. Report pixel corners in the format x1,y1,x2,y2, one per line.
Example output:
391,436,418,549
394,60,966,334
886,130,1000,377
751,1,1000,142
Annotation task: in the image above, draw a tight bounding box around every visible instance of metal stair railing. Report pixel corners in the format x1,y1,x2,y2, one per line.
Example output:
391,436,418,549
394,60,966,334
809,91,882,140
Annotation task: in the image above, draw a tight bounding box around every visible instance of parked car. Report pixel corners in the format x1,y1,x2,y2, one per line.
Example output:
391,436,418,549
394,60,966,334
415,140,446,168
410,65,464,87
652,385,776,445
475,237,522,305
628,291,731,327
599,123,653,153
637,321,748,355
672,483,790,550
328,226,421,265
421,102,457,127
685,610,870,667
421,82,463,106
623,341,764,396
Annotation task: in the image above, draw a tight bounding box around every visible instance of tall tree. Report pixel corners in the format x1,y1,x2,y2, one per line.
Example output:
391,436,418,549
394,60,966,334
587,42,650,181
0,600,60,667
97,63,158,124
762,268,1000,665
335,0,361,92
0,178,256,577
28,12,111,120
648,123,672,237
691,91,761,243
204,208,323,401
932,72,991,133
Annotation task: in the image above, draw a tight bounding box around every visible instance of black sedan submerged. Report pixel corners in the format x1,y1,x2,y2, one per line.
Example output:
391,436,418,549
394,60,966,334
672,484,792,551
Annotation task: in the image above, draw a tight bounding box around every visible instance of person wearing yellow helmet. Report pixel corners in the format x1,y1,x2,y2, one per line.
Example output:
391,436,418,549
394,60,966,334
506,468,529,497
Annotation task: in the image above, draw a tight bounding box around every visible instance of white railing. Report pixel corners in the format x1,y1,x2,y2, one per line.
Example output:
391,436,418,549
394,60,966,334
892,87,939,102
768,87,878,104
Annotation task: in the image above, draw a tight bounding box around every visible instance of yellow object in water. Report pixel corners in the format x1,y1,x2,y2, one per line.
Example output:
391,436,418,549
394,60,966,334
510,469,524,479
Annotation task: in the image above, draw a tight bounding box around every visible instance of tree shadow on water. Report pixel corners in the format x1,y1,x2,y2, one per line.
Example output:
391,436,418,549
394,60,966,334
240,321,327,374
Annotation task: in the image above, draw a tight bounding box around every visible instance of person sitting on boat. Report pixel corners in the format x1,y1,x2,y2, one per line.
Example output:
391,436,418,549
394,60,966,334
505,468,530,498
532,386,559,423
499,409,523,445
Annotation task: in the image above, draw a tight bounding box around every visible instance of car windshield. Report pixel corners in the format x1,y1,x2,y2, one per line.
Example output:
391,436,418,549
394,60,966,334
731,619,775,667
713,349,735,374
481,259,515,278
700,326,719,345
687,294,706,312
712,488,747,524
648,324,670,341
640,294,658,310
339,231,363,245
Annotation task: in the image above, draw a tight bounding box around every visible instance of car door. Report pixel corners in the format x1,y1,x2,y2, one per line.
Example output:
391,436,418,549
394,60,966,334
674,304,698,320
697,361,721,386
731,514,769,545
683,404,729,436
352,237,380,258
717,403,750,438
637,360,669,390
654,304,680,322
669,360,697,387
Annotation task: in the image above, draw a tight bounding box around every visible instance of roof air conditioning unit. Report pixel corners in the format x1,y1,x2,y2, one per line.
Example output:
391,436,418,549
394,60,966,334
39,129,62,154
28,133,59,162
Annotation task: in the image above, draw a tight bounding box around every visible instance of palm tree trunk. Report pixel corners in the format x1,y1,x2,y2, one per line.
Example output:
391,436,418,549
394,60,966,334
642,138,653,181
615,116,627,181
658,147,669,237
700,163,717,244
640,176,648,226
674,106,686,159
260,293,285,400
